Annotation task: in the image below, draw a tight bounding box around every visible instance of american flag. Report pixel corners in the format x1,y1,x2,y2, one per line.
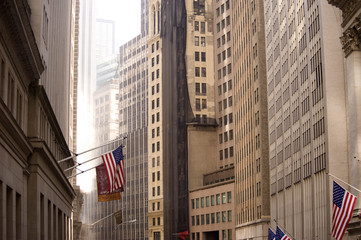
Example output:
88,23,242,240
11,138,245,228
101,145,125,192
332,181,357,240
276,226,291,240
268,228,276,240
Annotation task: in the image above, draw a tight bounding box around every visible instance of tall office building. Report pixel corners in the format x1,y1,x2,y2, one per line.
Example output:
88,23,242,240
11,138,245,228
147,0,193,239
117,33,149,239
265,0,348,238
232,0,271,239
214,0,235,171
95,19,115,60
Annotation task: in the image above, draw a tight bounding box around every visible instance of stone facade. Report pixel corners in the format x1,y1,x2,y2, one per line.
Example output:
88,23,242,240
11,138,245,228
0,1,75,239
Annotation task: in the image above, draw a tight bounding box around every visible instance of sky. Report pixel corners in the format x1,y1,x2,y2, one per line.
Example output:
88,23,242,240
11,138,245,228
95,0,141,49
77,0,141,193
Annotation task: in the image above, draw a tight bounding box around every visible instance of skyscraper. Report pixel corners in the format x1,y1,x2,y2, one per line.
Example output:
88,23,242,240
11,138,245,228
232,0,271,239
265,0,348,238
147,0,192,239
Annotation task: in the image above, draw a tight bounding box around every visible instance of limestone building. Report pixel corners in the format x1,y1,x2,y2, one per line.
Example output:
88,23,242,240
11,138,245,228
214,0,235,171
0,0,77,239
147,0,192,239
326,0,361,237
232,0,271,239
265,0,349,238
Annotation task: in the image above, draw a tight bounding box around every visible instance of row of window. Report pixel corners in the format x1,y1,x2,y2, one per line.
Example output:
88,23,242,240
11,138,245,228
191,192,231,209
194,36,206,47
217,46,232,61
217,80,232,95
215,0,230,18
218,113,233,127
191,210,232,226
219,130,233,144
217,64,232,80
220,147,234,160
216,18,231,34
194,51,206,62
192,229,232,240
151,186,161,197
218,96,233,112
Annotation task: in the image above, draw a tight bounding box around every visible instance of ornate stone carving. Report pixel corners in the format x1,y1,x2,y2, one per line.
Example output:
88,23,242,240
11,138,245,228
340,16,361,56
327,0,361,25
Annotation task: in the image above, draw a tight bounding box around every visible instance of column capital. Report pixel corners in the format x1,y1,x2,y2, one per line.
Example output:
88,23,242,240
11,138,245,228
340,15,361,57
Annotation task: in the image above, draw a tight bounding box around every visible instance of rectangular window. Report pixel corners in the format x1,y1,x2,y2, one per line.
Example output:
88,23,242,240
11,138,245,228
201,67,206,77
201,52,206,62
202,99,207,109
211,195,215,206
195,67,200,77
222,192,226,204
216,194,221,205
202,83,206,94
200,22,205,33
201,197,204,208
195,83,200,93
201,37,206,46
196,99,201,111
195,51,200,61
206,196,209,207
195,36,199,46
227,191,232,203
195,21,199,31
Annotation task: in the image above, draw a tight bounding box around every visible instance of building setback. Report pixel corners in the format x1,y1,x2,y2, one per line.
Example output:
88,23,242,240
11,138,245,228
265,0,348,238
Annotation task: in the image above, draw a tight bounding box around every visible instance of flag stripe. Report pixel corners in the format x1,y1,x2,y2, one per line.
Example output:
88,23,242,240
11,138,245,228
101,146,125,193
332,181,357,240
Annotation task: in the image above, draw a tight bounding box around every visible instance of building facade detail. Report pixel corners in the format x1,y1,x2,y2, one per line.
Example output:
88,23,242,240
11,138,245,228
340,15,361,56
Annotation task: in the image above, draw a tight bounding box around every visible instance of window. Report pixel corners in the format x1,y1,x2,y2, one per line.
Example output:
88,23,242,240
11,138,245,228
195,21,199,31
195,52,200,61
202,99,207,109
216,194,221,205
201,37,206,46
217,212,221,223
206,196,209,207
201,67,206,77
227,191,232,203
201,52,206,62
157,171,160,181
195,36,199,46
200,22,205,33
222,211,226,222
196,198,199,208
201,197,204,208
195,83,200,94
157,186,160,195
192,199,195,209
219,150,223,160
202,83,206,94
228,210,232,222
195,67,200,77
222,192,226,204
196,99,201,111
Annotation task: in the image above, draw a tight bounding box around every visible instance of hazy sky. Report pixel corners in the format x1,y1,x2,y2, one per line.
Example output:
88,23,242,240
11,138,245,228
95,0,141,48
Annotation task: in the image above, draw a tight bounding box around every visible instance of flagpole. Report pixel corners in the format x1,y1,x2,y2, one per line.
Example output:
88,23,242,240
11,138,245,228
58,136,127,163
63,144,126,172
273,219,296,240
67,166,96,179
327,173,361,194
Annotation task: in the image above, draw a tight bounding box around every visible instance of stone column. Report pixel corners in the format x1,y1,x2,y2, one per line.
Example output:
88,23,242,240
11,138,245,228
340,15,361,203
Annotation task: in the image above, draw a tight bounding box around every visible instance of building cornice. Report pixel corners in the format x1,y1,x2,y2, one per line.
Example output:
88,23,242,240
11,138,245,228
340,14,361,57
327,0,361,27
0,0,44,81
